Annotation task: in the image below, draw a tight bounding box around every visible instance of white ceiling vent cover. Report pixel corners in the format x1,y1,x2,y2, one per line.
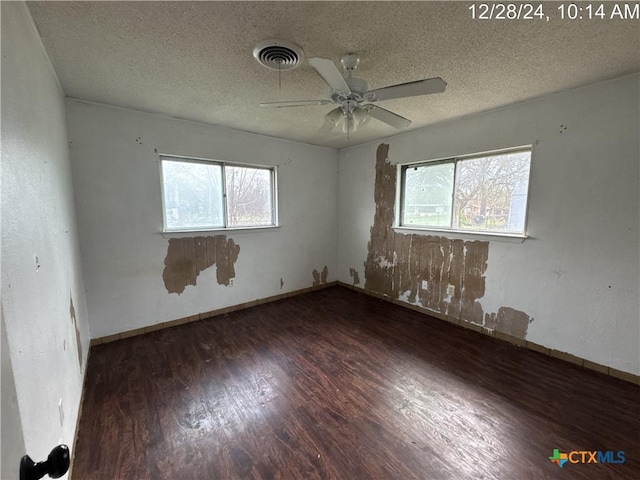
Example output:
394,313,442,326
253,40,304,71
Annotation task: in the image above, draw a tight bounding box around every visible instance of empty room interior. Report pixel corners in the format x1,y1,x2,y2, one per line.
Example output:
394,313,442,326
2,1,640,479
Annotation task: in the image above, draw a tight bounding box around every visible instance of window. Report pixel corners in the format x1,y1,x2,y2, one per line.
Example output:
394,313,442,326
160,155,277,232
399,147,532,235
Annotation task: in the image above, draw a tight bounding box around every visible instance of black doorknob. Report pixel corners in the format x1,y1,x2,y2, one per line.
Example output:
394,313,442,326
20,444,70,480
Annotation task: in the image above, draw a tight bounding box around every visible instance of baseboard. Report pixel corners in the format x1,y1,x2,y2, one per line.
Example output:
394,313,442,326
337,282,640,386
90,281,338,346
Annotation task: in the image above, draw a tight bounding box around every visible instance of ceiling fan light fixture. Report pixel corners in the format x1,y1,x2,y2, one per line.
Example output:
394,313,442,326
344,118,362,134
327,107,344,123
352,106,370,127
343,108,369,134
319,107,344,133
253,39,304,71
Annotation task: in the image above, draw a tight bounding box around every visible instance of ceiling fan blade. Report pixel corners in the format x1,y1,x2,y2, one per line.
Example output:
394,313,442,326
308,57,351,94
364,105,412,129
366,77,446,102
260,99,333,108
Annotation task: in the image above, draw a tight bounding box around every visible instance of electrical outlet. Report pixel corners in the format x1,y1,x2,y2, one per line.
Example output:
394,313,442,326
421,280,428,290
58,398,64,426
228,278,235,287
447,284,455,296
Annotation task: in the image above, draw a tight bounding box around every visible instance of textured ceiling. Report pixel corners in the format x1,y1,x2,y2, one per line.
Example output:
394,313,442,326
28,1,640,149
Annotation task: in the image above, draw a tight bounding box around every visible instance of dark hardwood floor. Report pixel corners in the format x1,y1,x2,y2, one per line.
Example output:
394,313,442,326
73,286,639,479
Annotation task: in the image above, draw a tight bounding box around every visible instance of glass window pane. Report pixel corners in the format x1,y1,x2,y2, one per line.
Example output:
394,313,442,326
452,151,531,233
225,166,273,227
162,159,224,230
402,162,455,227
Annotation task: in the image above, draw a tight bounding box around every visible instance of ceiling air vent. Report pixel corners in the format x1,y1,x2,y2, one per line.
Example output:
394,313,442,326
253,40,304,71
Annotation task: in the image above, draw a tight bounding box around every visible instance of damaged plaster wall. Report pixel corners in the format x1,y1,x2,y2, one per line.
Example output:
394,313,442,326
163,236,240,294
312,266,329,286
1,2,90,474
363,144,531,338
67,100,338,338
338,74,639,375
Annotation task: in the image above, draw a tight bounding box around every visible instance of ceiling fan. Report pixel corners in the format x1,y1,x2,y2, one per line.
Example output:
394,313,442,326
259,53,447,135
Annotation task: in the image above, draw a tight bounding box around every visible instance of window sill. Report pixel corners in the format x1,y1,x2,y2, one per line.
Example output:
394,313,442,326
159,225,280,237
393,226,528,243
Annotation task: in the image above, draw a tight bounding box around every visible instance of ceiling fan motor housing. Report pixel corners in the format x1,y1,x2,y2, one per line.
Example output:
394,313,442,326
331,77,368,103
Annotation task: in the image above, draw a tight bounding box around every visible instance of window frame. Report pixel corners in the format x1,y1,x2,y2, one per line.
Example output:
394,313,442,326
159,154,279,233
397,146,532,238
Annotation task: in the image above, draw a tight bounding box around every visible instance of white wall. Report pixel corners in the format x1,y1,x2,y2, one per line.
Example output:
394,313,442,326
1,2,91,474
1,310,25,480
66,100,338,339
338,74,640,375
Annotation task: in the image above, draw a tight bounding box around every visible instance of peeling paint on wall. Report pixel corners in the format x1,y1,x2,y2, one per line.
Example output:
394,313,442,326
321,265,328,283
70,295,82,368
363,144,531,338
485,307,531,339
349,268,360,285
162,235,240,294
312,266,329,286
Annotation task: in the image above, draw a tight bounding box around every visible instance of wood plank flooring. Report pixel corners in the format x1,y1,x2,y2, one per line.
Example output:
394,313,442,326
73,286,640,479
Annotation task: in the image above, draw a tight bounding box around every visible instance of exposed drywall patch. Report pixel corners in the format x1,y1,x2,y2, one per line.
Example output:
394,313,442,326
70,295,82,368
460,241,489,326
485,307,531,338
312,266,329,286
162,235,240,294
363,143,531,338
349,268,360,285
